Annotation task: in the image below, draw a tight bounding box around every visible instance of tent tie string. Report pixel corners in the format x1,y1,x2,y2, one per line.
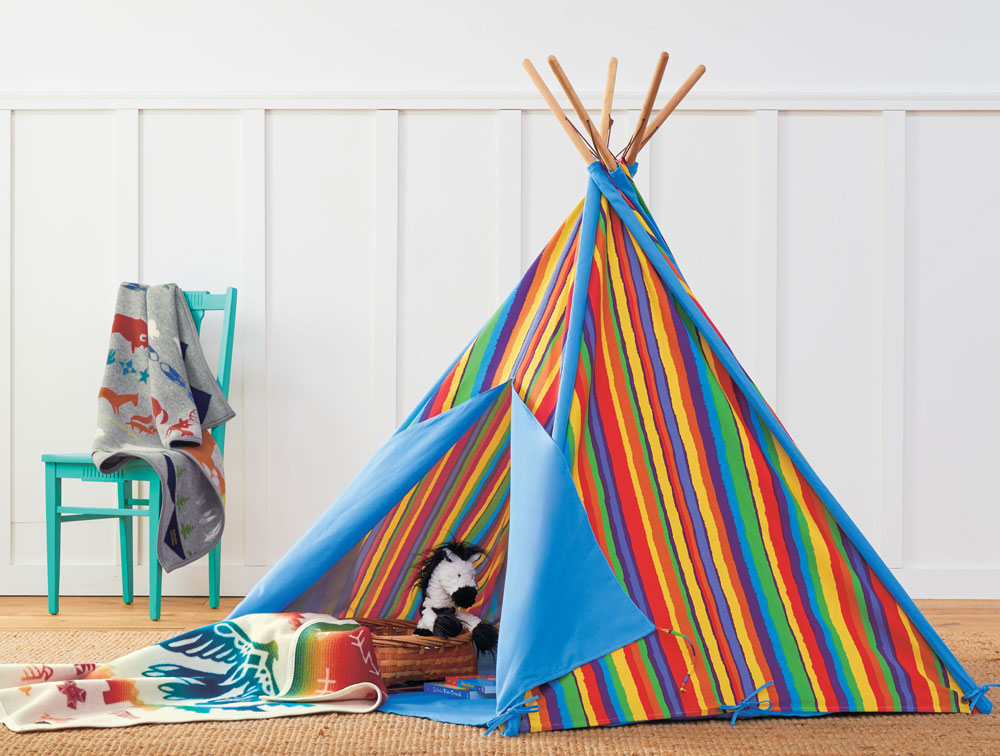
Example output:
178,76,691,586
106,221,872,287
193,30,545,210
719,681,774,726
962,683,1000,713
658,627,697,693
483,696,540,737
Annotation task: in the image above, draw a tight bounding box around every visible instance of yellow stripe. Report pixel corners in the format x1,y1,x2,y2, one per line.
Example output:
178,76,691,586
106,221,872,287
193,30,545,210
606,220,733,705
592,221,716,712
572,667,599,725
371,400,511,616
440,344,475,411
700,345,827,708
519,261,575,390
631,251,769,700
496,201,583,381
774,442,879,710
349,447,453,613
517,244,574,411
896,605,946,711
608,646,649,719
429,405,510,539
345,491,417,615
524,688,545,732
525,344,562,416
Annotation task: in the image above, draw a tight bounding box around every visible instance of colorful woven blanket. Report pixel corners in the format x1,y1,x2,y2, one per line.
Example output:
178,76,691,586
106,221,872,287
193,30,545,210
0,614,386,732
93,283,235,571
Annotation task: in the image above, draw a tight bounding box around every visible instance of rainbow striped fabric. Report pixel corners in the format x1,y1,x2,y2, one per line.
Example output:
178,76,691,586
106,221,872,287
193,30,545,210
340,389,511,623
525,174,969,731
236,162,986,733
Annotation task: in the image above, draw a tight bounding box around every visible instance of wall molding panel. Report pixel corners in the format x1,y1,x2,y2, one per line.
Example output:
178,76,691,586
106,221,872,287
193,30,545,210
497,109,522,294
240,108,268,565
114,109,140,285
753,109,779,405
0,109,11,568
373,109,400,438
880,110,907,569
1,94,996,599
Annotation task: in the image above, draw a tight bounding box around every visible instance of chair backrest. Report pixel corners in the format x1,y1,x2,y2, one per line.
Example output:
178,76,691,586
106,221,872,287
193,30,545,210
183,288,238,454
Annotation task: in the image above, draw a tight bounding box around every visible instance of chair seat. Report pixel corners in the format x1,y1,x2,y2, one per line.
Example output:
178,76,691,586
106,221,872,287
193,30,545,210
42,452,157,480
41,452,95,464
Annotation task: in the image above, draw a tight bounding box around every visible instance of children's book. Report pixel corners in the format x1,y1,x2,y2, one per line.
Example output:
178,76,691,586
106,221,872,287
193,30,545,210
423,682,486,699
443,674,496,696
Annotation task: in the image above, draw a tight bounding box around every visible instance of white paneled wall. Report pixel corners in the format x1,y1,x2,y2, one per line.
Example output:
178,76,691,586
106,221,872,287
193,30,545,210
1,96,998,598
264,110,379,562
397,111,500,420
904,113,1000,574
10,111,116,568
777,112,884,546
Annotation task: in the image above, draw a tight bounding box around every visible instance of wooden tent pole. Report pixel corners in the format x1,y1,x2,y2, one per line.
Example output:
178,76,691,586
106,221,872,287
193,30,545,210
638,65,707,151
598,57,618,147
547,55,618,171
521,58,595,165
622,51,669,165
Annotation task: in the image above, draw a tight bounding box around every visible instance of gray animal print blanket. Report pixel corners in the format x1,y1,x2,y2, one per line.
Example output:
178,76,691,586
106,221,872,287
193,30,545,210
93,283,235,572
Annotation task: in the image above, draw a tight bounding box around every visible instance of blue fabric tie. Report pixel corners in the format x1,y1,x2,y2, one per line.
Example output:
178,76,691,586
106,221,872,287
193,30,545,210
483,696,540,737
720,681,774,726
962,683,1000,713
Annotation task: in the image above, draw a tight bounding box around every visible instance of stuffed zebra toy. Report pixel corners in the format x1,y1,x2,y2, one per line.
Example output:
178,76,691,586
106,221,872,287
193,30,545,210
412,540,499,656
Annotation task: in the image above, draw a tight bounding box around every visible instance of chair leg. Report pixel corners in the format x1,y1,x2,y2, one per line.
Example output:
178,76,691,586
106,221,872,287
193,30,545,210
148,478,162,621
44,464,61,615
208,542,221,609
118,482,134,605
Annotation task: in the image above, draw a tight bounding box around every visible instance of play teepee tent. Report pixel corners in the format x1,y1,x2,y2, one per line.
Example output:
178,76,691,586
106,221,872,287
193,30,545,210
232,55,993,734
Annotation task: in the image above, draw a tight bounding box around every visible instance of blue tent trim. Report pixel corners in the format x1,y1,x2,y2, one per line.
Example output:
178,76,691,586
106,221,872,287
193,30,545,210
550,178,602,452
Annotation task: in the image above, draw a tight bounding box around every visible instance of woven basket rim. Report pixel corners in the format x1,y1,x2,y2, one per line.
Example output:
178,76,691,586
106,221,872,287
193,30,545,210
350,616,474,650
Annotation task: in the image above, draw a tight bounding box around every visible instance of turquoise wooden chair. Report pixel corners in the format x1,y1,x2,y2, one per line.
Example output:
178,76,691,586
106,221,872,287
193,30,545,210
42,288,237,621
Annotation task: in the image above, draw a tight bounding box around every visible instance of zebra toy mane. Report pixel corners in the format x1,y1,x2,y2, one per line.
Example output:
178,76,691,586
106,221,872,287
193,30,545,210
412,540,486,596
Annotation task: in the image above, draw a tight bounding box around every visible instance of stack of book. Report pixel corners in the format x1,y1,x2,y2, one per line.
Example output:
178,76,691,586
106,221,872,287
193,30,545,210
423,674,497,699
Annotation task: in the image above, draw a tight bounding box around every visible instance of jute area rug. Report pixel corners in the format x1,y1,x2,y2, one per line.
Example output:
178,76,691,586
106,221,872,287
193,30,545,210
1,628,998,755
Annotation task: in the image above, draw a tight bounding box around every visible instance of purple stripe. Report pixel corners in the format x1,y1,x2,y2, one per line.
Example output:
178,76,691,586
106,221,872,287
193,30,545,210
373,401,500,613
483,247,546,385
576,241,686,716
614,222,756,696
540,684,563,730
506,219,580,382
665,303,797,699
844,530,918,710
737,396,850,710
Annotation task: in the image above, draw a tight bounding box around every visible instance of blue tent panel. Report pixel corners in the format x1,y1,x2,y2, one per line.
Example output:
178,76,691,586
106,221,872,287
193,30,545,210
230,384,509,618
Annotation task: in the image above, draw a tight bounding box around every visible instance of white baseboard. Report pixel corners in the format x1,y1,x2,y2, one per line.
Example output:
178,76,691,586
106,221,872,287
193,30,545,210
891,568,1000,600
1,565,997,600
0,564,268,597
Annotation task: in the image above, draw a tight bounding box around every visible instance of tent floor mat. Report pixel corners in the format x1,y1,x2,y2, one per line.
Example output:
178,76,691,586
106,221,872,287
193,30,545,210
2,628,998,755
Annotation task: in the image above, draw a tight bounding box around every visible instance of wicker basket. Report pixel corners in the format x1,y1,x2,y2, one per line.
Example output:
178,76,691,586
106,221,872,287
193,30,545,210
352,617,478,684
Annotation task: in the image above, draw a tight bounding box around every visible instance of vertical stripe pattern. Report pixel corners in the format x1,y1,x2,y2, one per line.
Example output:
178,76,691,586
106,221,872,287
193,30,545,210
526,180,966,731
296,169,972,733
338,387,512,622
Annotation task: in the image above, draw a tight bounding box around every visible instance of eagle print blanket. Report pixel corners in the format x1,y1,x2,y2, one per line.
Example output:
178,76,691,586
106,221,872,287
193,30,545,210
0,614,387,732
93,283,235,571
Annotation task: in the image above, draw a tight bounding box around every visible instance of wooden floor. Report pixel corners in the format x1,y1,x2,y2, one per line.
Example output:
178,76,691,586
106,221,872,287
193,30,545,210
0,596,997,633
0,596,241,631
